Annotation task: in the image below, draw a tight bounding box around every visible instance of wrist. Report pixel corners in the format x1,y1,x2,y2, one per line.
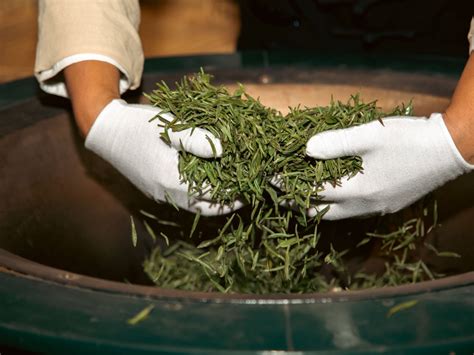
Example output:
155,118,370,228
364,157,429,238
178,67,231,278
74,91,119,137
442,54,474,164
443,108,474,164
64,61,121,136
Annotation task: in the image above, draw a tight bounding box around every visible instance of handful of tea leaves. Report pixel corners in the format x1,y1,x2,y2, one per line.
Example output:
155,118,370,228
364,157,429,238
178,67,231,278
138,71,447,293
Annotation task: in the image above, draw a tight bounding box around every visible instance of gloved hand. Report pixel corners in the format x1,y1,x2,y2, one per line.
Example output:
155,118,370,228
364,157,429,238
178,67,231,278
305,113,474,220
85,99,243,215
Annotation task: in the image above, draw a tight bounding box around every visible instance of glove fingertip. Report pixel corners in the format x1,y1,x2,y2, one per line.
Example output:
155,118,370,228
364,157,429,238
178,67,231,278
201,135,223,158
194,199,244,216
306,132,342,159
269,175,284,189
186,128,223,158
318,181,342,200
187,138,222,158
307,204,331,218
169,128,223,158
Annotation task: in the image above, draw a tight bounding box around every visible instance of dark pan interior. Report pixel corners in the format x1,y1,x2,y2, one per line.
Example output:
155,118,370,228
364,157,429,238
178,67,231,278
1,67,473,297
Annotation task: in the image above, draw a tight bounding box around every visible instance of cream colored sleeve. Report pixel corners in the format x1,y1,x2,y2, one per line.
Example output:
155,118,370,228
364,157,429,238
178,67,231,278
35,0,143,97
469,17,474,54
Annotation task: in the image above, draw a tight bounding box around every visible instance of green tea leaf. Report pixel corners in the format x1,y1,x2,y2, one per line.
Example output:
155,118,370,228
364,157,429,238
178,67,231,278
127,305,154,325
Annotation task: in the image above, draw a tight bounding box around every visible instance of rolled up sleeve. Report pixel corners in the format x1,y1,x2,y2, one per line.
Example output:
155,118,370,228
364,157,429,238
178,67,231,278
35,0,143,97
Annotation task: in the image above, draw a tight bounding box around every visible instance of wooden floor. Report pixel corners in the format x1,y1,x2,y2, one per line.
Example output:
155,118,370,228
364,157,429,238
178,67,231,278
0,0,240,83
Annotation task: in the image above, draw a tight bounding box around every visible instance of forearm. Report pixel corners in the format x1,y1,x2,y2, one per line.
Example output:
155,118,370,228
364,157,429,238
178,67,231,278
444,54,474,163
64,61,120,136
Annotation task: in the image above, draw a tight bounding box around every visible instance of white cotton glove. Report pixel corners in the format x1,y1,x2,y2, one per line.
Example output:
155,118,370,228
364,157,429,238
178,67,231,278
85,99,243,216
306,113,474,220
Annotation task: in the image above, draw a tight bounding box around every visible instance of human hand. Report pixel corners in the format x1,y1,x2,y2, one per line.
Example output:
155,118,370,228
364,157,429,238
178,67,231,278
85,99,243,215
305,113,473,220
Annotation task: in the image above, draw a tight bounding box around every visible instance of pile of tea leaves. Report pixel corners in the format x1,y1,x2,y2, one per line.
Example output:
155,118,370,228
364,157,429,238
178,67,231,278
135,70,455,293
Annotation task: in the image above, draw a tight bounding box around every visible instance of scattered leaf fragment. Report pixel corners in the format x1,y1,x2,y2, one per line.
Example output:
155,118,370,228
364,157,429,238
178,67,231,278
387,300,418,318
127,304,155,325
130,216,138,247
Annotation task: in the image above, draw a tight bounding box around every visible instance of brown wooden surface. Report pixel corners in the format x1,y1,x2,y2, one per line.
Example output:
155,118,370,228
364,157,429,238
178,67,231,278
0,0,38,83
0,0,239,83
